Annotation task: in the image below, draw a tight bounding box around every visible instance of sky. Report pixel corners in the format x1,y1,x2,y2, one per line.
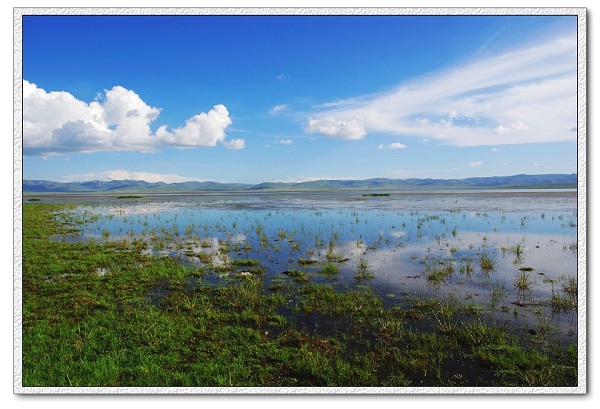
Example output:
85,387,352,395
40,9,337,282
20,11,581,184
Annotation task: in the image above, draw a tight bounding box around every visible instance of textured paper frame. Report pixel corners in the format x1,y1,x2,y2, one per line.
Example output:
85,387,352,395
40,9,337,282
13,6,587,395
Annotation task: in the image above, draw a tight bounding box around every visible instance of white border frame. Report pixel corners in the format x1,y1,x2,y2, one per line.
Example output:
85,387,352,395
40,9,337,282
13,7,587,395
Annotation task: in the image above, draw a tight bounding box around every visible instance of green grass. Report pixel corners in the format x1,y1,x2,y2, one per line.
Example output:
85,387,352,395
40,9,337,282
20,203,578,388
319,263,339,276
230,258,261,267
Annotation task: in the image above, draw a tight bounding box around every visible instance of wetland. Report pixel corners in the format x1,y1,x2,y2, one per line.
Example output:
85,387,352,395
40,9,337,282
20,190,580,388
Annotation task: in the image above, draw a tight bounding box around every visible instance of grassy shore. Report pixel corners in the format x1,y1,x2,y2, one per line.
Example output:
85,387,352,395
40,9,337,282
20,203,577,388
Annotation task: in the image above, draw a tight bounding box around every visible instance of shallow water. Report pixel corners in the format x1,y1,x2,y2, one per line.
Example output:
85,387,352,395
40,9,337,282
51,190,579,343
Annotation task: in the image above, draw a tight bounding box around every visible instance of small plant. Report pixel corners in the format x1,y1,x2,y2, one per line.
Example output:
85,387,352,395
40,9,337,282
320,263,339,276
514,271,532,291
549,276,578,311
231,258,260,267
197,252,213,264
298,258,317,265
512,242,525,264
283,269,310,283
562,275,578,301
355,256,374,280
433,296,461,335
479,253,496,271
426,261,454,283
490,282,507,306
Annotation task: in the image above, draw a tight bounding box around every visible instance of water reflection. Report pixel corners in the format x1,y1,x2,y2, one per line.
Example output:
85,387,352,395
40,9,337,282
59,191,578,339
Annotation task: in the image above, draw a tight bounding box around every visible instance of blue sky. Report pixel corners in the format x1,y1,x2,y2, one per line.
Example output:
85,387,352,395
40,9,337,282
21,12,580,184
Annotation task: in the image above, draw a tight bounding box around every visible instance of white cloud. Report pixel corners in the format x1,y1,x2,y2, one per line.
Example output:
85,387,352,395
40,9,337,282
439,119,453,128
157,104,233,148
494,120,529,134
275,138,293,145
303,34,577,147
276,73,290,81
23,81,242,156
270,104,287,115
469,161,484,168
221,138,246,150
304,116,366,140
377,142,407,149
61,169,203,183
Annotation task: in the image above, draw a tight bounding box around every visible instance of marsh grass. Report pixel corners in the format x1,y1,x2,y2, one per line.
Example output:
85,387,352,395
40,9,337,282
514,271,532,291
425,260,454,284
319,263,340,276
479,253,496,271
20,203,578,388
354,256,374,280
549,275,578,311
283,269,310,284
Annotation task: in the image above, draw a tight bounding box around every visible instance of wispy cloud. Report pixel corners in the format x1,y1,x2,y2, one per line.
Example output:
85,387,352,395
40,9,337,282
61,169,203,183
304,116,366,140
23,81,242,156
303,34,576,146
377,142,407,150
269,104,288,115
275,138,293,145
276,73,291,81
469,161,484,168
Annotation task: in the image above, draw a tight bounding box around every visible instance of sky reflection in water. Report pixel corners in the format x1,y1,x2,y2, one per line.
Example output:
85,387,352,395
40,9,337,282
65,191,579,339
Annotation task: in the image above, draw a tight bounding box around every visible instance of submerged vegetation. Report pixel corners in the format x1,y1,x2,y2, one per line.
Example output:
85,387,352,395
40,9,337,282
20,199,578,388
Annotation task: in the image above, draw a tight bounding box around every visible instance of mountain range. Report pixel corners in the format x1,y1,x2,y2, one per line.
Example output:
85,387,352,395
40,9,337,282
22,174,577,194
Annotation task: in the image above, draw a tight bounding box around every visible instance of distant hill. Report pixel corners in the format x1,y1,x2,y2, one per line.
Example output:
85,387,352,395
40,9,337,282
22,173,577,194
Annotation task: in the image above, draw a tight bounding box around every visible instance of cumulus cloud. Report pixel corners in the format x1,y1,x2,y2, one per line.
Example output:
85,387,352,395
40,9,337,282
304,116,366,140
469,161,484,168
377,142,407,149
23,81,241,156
61,169,202,183
303,34,577,147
